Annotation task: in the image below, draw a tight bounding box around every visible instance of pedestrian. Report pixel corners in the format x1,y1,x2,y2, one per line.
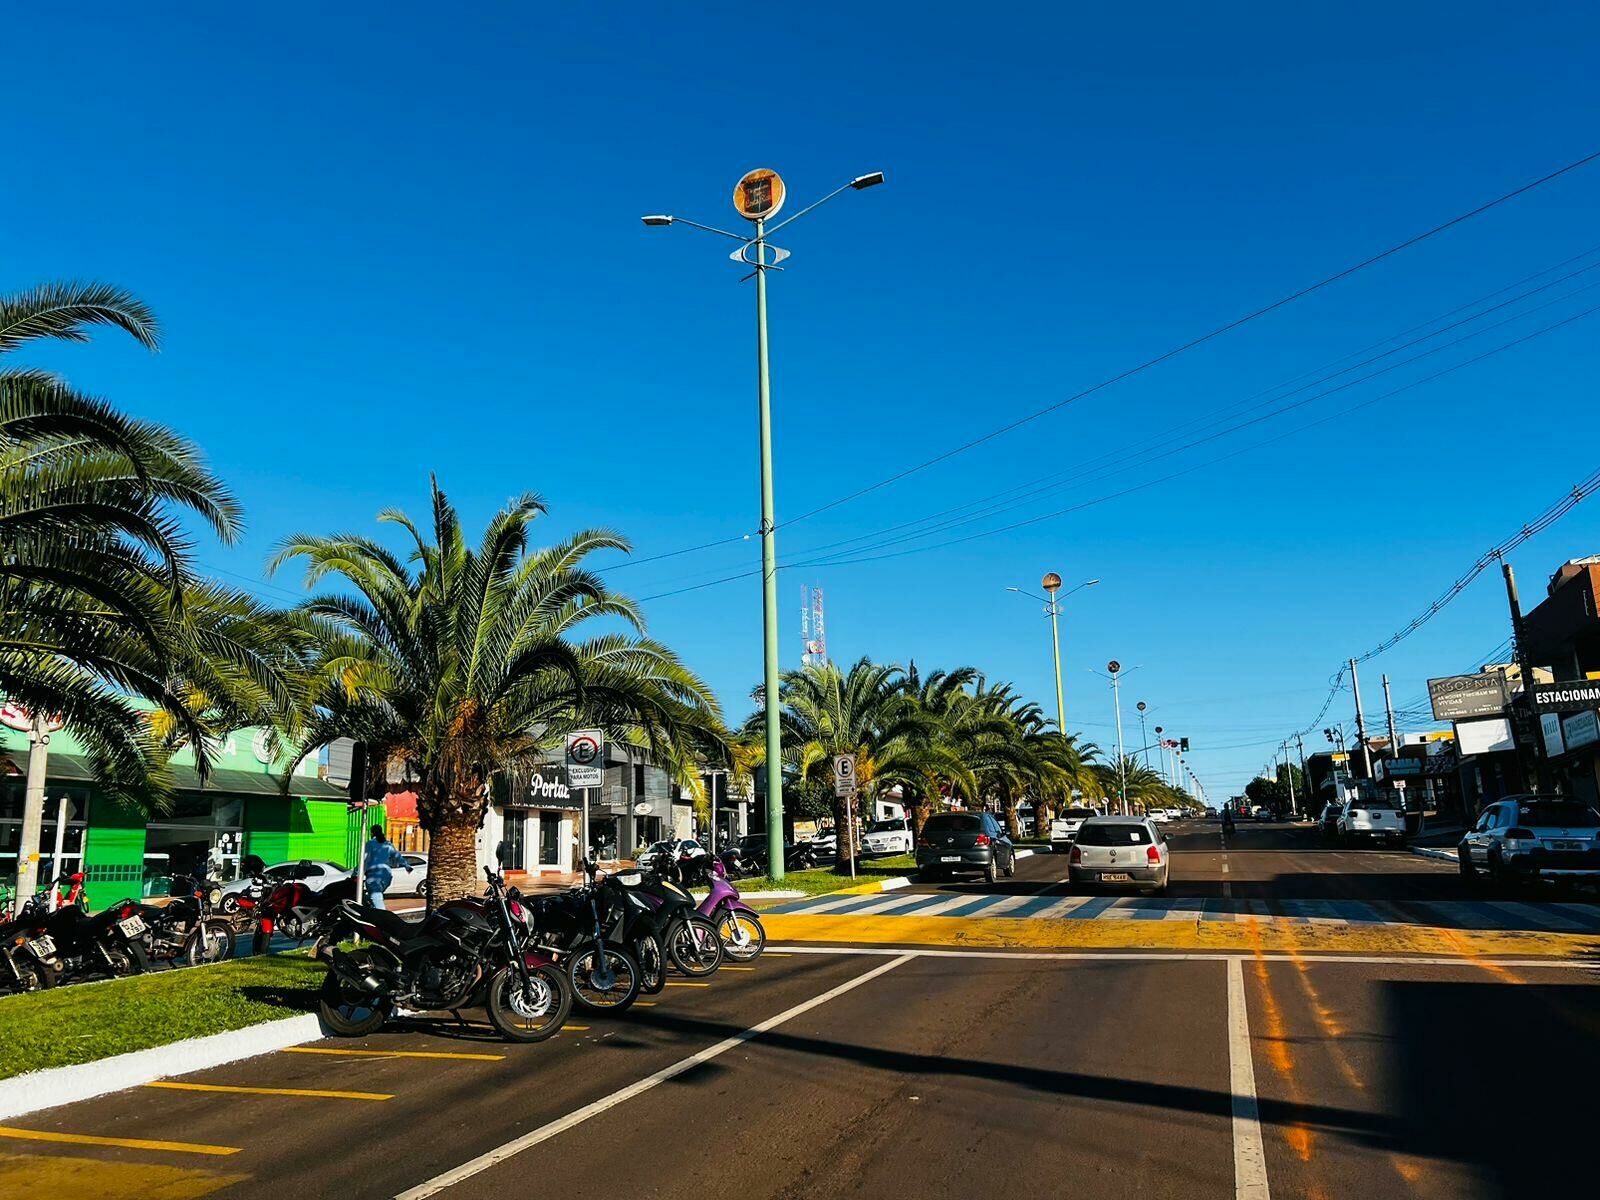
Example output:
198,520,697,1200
363,826,407,909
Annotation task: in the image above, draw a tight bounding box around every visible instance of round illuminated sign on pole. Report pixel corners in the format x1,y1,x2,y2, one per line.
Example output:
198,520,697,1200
1107,660,1121,674
733,168,786,223
1136,701,1147,712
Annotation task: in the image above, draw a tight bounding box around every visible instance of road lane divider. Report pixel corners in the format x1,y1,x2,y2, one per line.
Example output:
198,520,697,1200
394,953,915,1200
283,1048,506,1062
1227,959,1271,1200
0,1126,242,1156
144,1081,392,1101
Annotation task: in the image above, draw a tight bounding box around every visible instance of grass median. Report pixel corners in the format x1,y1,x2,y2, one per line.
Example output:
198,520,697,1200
0,954,324,1081
737,854,917,899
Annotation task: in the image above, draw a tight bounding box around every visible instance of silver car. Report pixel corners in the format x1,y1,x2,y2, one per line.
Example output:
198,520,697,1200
1459,795,1600,889
1068,816,1170,894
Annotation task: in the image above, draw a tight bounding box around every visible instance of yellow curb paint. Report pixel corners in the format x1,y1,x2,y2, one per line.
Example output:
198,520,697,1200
562,1026,591,1031
720,966,757,971
664,982,711,988
144,1082,391,1101
760,912,1600,959
0,1150,247,1197
0,1127,241,1157
283,1047,506,1062
633,1002,658,1007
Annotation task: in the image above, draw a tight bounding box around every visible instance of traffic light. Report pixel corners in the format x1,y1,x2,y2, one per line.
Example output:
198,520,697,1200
1180,737,1190,752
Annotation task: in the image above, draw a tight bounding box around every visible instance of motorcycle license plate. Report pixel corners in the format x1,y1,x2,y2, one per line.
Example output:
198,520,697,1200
1101,873,1132,882
26,935,56,957
118,915,147,938
940,855,962,863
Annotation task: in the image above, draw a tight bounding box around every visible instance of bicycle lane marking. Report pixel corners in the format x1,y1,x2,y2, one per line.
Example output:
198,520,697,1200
394,952,916,1200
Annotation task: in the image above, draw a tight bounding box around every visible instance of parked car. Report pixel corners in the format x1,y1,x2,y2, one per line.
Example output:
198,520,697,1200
1317,802,1341,838
1068,816,1169,895
388,853,428,896
1458,795,1600,890
916,812,1015,883
1336,799,1405,845
804,830,838,856
1049,806,1098,853
862,817,913,857
220,860,349,910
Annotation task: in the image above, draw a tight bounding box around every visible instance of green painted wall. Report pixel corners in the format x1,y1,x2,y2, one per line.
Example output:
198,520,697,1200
81,795,147,909
245,798,378,870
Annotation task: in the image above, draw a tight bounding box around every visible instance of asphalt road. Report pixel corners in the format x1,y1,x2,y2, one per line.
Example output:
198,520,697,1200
4,824,1596,1199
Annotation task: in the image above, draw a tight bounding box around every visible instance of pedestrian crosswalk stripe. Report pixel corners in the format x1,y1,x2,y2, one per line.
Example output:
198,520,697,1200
771,890,1600,934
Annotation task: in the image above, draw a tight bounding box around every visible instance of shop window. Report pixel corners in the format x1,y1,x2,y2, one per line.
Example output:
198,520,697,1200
500,810,527,870
538,813,561,866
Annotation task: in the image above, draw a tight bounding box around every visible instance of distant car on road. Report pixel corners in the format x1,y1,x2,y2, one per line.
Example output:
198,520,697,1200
916,812,1015,884
220,859,349,911
1049,806,1098,853
1068,816,1169,895
862,817,913,857
1459,795,1600,890
1337,799,1405,845
1317,802,1341,838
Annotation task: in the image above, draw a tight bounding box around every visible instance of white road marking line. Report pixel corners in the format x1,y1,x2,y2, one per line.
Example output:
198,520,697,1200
965,894,1042,918
1031,894,1098,920
763,945,1600,969
902,893,992,918
1227,958,1271,1200
844,892,941,917
394,954,915,1200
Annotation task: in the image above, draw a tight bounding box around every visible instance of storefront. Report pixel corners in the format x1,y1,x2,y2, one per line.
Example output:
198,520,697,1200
479,769,581,877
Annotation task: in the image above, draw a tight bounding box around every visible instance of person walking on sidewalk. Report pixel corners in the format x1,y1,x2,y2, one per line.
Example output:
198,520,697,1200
362,827,407,909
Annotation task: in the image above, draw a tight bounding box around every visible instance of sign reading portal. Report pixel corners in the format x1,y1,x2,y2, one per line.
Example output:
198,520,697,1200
1427,673,1509,721
1531,680,1600,714
733,168,785,222
565,730,604,788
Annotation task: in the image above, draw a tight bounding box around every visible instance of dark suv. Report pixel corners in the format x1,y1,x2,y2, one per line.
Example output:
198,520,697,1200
916,812,1015,883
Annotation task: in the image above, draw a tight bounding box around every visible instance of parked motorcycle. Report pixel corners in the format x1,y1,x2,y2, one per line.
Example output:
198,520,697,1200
316,866,571,1043
530,865,644,1012
699,859,765,962
5,879,151,987
249,872,354,956
131,875,235,966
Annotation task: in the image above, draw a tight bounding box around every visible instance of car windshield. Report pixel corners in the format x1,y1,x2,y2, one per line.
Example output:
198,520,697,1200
867,820,906,832
1076,823,1152,846
1518,800,1600,827
924,814,982,833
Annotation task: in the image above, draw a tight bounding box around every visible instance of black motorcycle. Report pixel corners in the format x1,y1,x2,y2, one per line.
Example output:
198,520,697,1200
132,875,235,967
531,863,645,1012
316,867,570,1043
8,890,151,986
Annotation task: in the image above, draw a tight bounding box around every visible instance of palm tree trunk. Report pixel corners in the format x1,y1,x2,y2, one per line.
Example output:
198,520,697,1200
1001,781,1022,841
426,799,482,903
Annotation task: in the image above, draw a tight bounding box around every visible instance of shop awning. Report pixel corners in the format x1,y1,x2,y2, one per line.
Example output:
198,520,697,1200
39,754,348,800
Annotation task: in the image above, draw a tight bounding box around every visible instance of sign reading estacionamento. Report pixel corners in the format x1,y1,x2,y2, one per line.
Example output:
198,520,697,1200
1427,673,1509,721
1531,680,1600,714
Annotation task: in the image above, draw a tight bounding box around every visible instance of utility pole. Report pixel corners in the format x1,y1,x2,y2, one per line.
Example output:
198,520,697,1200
14,711,52,915
1283,742,1297,817
1382,673,1401,785
1501,558,1551,792
1109,662,1127,813
1349,658,1374,782
1295,732,1310,815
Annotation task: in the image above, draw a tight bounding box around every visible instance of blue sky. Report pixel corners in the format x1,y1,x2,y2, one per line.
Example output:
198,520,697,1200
8,3,1600,797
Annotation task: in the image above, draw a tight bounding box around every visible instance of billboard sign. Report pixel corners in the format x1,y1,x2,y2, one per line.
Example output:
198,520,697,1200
1455,717,1515,756
1427,674,1509,721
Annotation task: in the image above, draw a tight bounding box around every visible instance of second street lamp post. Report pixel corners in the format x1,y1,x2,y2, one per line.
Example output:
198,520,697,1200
644,168,884,879
1006,576,1098,735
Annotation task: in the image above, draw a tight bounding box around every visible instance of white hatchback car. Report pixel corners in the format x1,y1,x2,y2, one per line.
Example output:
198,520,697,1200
862,818,913,856
1068,816,1170,894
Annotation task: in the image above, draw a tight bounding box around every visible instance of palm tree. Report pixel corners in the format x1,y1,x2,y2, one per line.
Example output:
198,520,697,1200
1,282,249,795
274,479,726,902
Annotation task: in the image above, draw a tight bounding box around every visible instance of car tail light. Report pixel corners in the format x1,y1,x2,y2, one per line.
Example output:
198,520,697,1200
1349,810,1365,820
1504,827,1537,844
975,834,991,847
119,903,135,918
1147,845,1162,864
1069,844,1081,863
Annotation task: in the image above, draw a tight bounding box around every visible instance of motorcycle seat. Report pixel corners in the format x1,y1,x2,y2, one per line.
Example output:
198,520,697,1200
354,905,417,942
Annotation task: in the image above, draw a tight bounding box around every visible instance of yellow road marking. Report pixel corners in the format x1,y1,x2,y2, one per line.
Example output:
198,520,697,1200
720,966,757,971
0,1150,247,1196
144,1081,391,1101
0,1127,241,1157
284,1047,506,1062
634,1001,658,1007
763,912,1600,958
665,982,711,988
562,1025,591,1031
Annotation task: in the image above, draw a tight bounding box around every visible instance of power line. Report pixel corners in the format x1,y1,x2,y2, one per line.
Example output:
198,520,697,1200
778,148,1600,530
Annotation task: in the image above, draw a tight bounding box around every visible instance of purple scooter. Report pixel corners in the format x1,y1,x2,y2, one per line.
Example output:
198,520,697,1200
698,859,765,961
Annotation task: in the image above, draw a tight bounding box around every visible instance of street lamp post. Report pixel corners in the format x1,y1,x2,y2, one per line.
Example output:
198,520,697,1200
644,169,884,880
1109,661,1126,813
1005,576,1098,735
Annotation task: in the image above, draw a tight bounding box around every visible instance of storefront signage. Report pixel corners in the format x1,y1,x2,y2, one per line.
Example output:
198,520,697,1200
1427,674,1509,721
565,730,604,787
528,774,571,802
1531,680,1600,714
0,703,65,734
1455,717,1515,756
1541,712,1566,758
1560,709,1600,750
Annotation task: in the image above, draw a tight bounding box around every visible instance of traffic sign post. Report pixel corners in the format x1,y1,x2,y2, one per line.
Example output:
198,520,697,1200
833,755,858,880
566,731,604,861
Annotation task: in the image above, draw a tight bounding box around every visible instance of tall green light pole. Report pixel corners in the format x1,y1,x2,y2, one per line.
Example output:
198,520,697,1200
643,168,884,879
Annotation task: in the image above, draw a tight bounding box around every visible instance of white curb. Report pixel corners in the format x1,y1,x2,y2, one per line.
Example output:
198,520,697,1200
1410,845,1459,863
0,1012,323,1121
1015,849,1035,860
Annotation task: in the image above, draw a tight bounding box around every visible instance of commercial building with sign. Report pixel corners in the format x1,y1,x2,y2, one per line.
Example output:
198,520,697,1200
1,721,357,909
1523,556,1600,807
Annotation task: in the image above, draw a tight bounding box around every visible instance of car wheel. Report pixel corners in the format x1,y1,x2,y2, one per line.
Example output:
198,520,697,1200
984,857,998,885
1002,852,1016,879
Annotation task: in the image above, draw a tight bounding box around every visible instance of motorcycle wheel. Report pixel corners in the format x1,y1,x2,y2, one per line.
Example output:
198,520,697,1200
220,894,241,915
103,941,149,977
566,944,640,1013
635,934,667,994
317,970,388,1036
715,910,765,963
7,954,55,993
185,919,235,967
485,964,571,1043
667,915,724,977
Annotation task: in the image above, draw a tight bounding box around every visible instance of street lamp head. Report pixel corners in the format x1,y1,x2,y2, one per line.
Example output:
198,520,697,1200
1041,572,1063,593
641,215,674,226
850,171,886,190
1005,586,1022,593
1086,579,1101,587
1137,701,1147,712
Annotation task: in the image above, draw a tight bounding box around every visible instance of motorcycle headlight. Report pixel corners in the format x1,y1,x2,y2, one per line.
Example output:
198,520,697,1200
208,887,223,906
